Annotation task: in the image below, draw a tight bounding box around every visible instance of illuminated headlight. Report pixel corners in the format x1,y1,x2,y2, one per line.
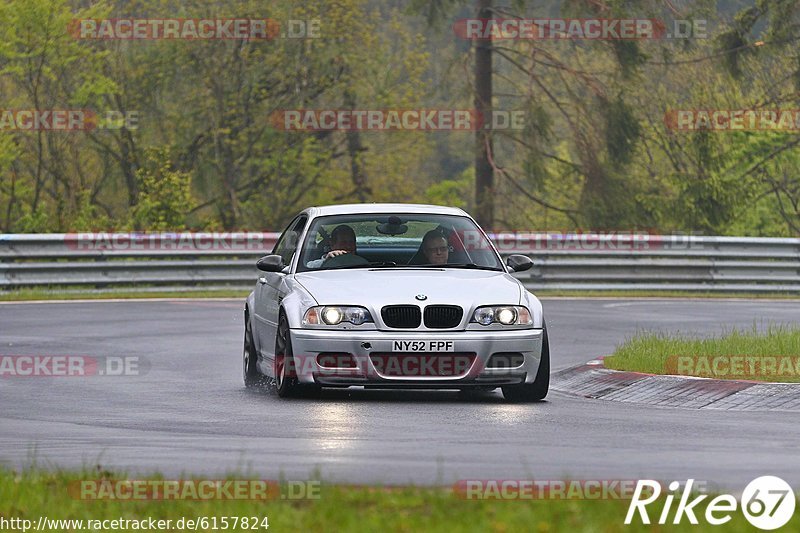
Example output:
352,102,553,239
471,306,532,326
496,307,517,325
323,307,343,325
303,306,373,326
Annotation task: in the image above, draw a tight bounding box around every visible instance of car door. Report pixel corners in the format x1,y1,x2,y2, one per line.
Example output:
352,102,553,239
254,215,307,367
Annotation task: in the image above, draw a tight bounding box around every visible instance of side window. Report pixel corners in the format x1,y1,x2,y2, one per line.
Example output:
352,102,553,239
272,216,307,267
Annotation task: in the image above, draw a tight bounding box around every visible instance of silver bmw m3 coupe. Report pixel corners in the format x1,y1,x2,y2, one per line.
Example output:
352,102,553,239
243,203,549,402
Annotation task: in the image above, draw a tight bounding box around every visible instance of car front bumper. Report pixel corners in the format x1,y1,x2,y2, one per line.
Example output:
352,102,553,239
289,327,544,388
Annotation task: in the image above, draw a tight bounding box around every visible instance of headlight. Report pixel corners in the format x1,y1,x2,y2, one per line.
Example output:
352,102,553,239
323,307,343,325
474,307,495,325
471,306,532,326
303,306,373,326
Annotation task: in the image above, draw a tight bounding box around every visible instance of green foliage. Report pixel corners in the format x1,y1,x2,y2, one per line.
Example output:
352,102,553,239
71,191,111,231
0,0,434,232
0,0,798,236
425,168,473,210
15,210,50,233
129,148,196,230
0,134,16,170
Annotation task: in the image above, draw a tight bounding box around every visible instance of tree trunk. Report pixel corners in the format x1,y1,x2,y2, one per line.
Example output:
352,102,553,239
474,0,493,229
344,90,370,201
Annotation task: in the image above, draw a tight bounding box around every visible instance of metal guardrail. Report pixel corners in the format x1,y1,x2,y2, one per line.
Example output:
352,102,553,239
1,232,799,293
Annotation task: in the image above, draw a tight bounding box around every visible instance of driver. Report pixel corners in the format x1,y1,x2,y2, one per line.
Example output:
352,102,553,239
306,224,358,268
421,229,450,265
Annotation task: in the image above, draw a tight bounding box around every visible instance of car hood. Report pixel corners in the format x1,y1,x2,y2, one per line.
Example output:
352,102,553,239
294,268,522,307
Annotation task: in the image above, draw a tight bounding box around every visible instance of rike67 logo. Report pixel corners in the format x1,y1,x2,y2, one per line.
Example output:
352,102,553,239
626,476,796,530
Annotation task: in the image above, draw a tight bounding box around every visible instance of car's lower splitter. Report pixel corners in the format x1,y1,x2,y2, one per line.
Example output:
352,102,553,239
312,373,527,388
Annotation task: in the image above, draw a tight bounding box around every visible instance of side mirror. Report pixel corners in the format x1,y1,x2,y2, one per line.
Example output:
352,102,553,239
506,254,534,273
256,254,285,273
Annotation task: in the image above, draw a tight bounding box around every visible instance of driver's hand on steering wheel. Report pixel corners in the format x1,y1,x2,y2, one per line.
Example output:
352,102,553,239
324,249,349,259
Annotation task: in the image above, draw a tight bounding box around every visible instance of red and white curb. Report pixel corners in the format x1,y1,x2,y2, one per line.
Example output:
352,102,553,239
551,358,800,411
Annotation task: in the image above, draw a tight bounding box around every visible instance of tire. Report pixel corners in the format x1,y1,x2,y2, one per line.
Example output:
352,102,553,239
275,312,321,398
243,310,262,388
502,324,550,402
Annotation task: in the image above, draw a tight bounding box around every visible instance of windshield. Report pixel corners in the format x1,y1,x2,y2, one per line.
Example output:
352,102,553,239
296,213,504,272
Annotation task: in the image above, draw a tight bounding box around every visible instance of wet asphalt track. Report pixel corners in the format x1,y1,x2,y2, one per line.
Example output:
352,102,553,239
1,298,799,489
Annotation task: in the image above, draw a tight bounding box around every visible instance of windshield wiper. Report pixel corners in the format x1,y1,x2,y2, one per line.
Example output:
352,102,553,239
326,261,398,270
412,263,502,271
444,263,502,271
408,263,446,268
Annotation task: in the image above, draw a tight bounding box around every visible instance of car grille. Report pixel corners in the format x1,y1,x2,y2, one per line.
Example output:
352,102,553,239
423,305,463,329
381,305,421,328
370,353,476,377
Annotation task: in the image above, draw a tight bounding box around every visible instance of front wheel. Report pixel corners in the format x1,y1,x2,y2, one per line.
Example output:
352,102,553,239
502,325,550,402
275,313,320,398
275,314,298,397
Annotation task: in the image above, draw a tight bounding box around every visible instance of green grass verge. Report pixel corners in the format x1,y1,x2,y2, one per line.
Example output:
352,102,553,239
1,469,790,532
605,325,800,382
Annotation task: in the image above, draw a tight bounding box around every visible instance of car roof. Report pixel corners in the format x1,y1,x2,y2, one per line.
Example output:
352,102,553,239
302,203,470,218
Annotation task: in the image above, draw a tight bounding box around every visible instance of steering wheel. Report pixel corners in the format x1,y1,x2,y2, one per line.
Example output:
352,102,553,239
322,253,370,268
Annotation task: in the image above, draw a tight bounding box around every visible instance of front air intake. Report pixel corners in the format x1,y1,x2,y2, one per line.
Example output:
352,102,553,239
381,305,421,328
423,305,463,329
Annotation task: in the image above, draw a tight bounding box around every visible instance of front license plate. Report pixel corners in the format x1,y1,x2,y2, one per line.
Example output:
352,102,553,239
391,340,454,352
